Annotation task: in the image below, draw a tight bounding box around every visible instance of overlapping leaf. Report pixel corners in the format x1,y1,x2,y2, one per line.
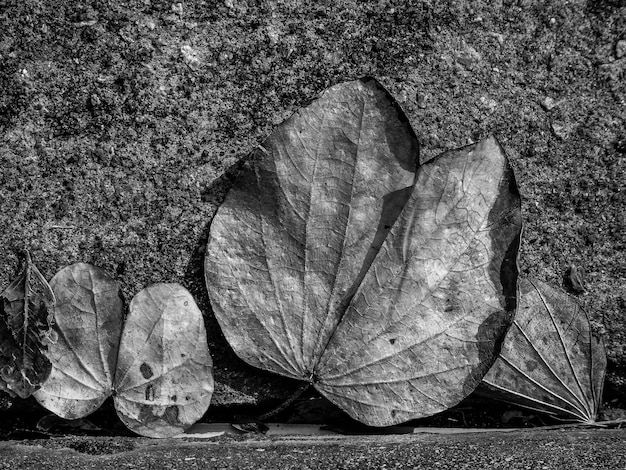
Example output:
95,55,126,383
205,78,522,426
33,263,125,417
478,278,606,423
34,264,213,438
314,137,521,425
0,252,55,398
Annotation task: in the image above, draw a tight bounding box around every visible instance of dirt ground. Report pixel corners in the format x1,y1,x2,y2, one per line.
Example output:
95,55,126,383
1,429,626,469
0,0,624,428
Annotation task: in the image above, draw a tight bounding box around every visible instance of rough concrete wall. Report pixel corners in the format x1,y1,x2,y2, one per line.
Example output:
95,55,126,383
1,0,624,410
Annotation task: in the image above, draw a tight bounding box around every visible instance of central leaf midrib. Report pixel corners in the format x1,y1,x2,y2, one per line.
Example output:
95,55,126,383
113,287,167,391
309,92,368,372
241,189,301,376
300,102,329,372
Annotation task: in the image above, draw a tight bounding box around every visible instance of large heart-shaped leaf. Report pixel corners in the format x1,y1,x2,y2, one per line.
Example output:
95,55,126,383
0,252,55,398
34,264,213,438
478,278,606,423
205,78,522,426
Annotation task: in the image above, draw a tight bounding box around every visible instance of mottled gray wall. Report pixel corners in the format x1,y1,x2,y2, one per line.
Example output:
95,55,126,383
1,0,624,410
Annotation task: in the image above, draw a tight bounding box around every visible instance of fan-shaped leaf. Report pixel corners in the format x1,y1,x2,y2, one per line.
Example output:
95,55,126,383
478,278,606,423
114,283,214,438
0,252,55,398
205,77,522,426
33,263,124,417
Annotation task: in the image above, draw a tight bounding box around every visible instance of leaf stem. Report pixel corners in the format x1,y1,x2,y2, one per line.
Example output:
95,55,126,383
257,382,311,421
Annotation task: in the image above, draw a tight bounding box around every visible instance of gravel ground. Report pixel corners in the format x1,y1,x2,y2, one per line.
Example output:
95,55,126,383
0,0,624,423
1,429,626,469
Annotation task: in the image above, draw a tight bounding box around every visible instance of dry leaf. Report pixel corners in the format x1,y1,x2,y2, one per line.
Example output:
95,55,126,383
314,137,521,425
206,78,418,382
478,278,606,423
114,283,214,438
205,77,522,426
33,263,124,417
34,264,213,438
0,252,55,398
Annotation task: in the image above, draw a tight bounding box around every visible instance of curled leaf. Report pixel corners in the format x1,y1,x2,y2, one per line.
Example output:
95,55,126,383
478,278,606,424
0,252,55,398
567,264,585,293
205,77,522,426
33,263,124,418
114,283,214,438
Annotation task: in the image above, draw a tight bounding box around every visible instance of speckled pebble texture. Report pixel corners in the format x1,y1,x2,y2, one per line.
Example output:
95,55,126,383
1,0,624,411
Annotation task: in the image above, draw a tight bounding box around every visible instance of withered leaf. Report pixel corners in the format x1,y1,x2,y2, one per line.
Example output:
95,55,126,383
114,283,214,438
33,263,124,417
34,264,213,438
0,252,55,398
206,78,418,382
478,278,606,423
567,264,585,293
314,137,521,425
205,77,522,426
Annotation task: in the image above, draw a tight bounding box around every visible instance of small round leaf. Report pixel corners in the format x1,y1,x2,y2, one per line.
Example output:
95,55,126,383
33,263,123,418
114,283,213,438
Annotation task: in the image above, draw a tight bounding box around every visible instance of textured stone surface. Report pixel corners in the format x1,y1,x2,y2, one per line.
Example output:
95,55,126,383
1,0,624,416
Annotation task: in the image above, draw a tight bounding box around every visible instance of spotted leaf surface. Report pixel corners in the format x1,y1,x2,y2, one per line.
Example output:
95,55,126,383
114,283,214,438
35,265,213,438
